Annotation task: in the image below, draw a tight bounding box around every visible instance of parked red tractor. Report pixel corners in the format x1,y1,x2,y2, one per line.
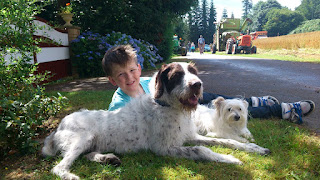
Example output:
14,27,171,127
226,34,257,54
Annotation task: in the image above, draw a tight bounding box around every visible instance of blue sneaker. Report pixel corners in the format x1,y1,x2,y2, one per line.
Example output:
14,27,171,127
282,100,315,124
251,96,280,107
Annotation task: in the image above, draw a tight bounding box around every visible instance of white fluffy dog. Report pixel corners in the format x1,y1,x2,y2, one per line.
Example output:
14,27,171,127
194,97,255,143
42,62,269,180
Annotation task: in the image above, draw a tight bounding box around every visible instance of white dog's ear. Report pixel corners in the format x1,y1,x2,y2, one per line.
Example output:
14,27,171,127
214,96,225,109
242,99,249,108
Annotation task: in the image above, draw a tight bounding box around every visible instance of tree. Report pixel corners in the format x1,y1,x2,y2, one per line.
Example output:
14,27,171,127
222,8,228,19
264,8,305,36
242,0,253,19
188,6,202,45
249,0,282,31
173,16,190,45
200,0,212,43
187,1,217,44
208,0,217,43
296,0,320,20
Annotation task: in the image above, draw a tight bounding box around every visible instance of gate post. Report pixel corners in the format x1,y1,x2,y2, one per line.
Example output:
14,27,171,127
67,26,81,42
67,26,81,77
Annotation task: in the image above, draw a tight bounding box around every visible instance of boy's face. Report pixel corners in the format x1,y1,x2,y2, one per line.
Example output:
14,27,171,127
108,59,142,96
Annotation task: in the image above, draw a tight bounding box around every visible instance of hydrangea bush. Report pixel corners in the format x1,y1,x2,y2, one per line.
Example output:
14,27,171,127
71,31,163,78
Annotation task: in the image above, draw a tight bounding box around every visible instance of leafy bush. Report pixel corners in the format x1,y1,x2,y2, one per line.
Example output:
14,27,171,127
0,56,68,157
289,19,320,34
0,0,68,157
70,31,163,78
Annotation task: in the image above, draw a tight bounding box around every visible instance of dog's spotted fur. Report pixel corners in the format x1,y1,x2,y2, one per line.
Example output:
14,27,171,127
42,62,270,180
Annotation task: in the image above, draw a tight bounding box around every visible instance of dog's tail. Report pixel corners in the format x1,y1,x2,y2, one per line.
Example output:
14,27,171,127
42,130,58,157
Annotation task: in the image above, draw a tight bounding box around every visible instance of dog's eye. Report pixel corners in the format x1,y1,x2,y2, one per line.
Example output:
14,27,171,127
228,108,232,111
239,108,242,111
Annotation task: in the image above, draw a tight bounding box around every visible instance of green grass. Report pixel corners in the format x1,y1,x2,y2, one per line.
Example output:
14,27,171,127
46,90,115,111
2,90,319,179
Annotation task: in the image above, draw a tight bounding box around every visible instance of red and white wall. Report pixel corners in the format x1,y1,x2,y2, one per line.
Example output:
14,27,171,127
5,17,73,82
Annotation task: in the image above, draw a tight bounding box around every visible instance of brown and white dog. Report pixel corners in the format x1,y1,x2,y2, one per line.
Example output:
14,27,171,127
42,62,269,180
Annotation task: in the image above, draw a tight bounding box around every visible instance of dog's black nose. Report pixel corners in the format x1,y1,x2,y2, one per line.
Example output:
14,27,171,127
234,115,240,121
190,81,202,90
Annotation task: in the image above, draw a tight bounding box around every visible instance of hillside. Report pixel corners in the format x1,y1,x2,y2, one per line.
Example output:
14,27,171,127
289,19,320,34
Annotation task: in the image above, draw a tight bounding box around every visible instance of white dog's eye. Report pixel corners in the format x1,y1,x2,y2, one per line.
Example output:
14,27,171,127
228,108,232,111
239,108,242,111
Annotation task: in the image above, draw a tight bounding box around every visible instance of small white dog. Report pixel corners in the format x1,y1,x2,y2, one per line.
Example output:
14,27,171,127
194,97,255,143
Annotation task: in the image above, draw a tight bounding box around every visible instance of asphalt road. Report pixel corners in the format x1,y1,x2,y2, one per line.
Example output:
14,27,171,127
175,52,320,134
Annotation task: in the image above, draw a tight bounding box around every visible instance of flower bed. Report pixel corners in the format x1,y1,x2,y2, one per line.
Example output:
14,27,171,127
71,31,163,78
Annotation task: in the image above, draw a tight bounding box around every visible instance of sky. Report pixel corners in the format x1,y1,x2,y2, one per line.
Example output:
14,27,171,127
212,0,302,21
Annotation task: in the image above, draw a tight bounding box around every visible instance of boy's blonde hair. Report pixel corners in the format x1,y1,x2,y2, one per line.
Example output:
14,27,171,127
101,45,137,76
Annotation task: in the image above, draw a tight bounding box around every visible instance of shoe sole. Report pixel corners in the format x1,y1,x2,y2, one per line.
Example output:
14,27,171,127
268,95,280,105
302,100,315,116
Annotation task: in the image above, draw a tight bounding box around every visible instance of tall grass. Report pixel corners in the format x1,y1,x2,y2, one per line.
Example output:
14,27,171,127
253,31,320,50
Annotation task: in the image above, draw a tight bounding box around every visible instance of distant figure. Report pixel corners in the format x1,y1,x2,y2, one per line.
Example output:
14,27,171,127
191,42,195,52
198,35,205,54
187,41,191,52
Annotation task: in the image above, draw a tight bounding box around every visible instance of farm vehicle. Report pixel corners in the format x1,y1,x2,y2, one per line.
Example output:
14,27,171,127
173,34,187,56
226,34,257,54
250,31,268,40
212,18,256,54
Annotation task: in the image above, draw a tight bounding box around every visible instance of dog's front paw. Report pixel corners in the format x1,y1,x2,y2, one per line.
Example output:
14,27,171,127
99,153,122,166
206,132,218,138
247,143,271,155
221,154,243,165
61,173,80,180
240,134,255,143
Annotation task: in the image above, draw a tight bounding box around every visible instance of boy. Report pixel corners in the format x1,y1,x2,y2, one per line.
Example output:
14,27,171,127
102,45,315,123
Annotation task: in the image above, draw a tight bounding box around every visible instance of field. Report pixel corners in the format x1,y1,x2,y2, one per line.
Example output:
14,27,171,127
242,31,320,63
253,31,320,50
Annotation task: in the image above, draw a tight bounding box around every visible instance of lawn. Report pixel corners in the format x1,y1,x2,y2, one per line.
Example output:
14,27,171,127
1,90,319,179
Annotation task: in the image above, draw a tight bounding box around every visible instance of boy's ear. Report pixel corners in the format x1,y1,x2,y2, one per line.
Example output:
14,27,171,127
108,76,117,86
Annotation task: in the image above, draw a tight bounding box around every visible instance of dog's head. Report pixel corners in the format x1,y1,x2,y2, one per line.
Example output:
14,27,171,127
154,62,203,111
214,97,249,127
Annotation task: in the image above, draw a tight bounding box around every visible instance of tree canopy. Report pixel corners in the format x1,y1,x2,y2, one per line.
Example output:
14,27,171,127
264,8,305,36
296,0,320,20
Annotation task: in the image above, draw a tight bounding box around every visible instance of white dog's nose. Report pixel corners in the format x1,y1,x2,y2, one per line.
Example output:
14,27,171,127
234,115,240,121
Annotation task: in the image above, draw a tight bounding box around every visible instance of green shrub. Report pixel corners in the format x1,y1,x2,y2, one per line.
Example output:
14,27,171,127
289,19,320,34
70,31,163,78
0,0,68,157
0,56,68,157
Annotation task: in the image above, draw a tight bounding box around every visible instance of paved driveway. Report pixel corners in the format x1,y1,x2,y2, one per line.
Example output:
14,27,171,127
175,52,320,134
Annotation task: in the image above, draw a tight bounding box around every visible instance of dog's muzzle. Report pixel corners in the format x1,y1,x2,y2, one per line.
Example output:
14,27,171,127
180,81,202,109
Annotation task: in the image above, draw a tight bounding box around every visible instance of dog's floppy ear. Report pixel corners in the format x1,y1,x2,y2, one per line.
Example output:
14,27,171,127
155,64,168,99
213,96,225,109
242,99,249,109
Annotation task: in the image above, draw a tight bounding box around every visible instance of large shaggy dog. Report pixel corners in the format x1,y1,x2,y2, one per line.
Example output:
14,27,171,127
42,62,270,180
195,97,255,143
